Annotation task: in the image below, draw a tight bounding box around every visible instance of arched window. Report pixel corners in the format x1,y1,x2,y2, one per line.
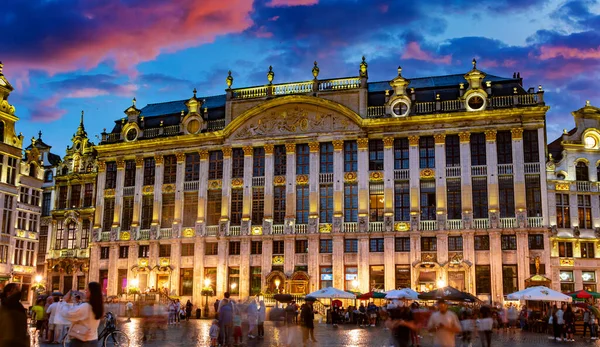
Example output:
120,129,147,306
66,222,77,249
61,166,68,175
0,122,5,143
576,162,589,181
29,163,36,177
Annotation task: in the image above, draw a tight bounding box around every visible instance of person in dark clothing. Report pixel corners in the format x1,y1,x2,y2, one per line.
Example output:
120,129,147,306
185,300,193,321
386,303,417,347
0,283,28,347
218,299,234,347
301,302,317,345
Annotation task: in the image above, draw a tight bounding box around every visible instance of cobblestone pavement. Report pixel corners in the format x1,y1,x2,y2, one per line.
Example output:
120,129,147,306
32,319,600,346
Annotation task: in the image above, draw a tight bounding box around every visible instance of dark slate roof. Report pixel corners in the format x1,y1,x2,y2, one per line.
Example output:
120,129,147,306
548,128,577,162
48,153,61,166
139,94,226,118
367,74,519,92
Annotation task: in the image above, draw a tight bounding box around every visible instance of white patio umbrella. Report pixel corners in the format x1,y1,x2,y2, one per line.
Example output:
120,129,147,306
385,288,419,300
506,286,572,302
306,287,356,299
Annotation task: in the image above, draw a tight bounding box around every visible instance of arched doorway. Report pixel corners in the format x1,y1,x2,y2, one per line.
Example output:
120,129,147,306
412,261,443,292
442,256,472,293
265,270,286,294
288,271,310,295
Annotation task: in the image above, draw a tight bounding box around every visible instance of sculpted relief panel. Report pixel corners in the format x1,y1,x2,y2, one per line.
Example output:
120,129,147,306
232,104,361,139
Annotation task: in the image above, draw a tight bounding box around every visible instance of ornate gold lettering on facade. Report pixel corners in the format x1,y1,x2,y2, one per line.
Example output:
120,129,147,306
458,132,471,143
252,226,263,235
272,255,284,265
274,176,286,186
104,188,115,197
231,178,244,188
383,137,395,148
394,222,409,231
369,171,383,182
162,184,175,194
433,134,446,144
484,130,497,141
135,156,144,167
142,185,154,195
296,174,309,185
183,228,195,237
176,152,186,163
222,147,232,158
199,149,209,160
208,180,222,190
308,142,320,153
420,168,435,179
264,144,274,155
97,160,106,172
120,231,131,241
242,146,253,156
408,135,419,146
154,154,164,165
285,142,296,154
357,138,369,150
116,158,125,169
319,223,332,233
511,127,524,140
555,183,570,191
559,258,574,267
332,140,344,151
344,172,357,183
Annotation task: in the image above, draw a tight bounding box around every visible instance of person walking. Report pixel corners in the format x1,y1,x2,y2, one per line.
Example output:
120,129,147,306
564,304,575,342
247,298,258,339
477,306,494,347
507,304,518,333
125,300,133,322
209,319,220,347
555,304,565,341
46,296,60,344
426,299,462,347
257,299,266,338
31,298,47,340
218,298,234,347
58,282,104,347
0,283,28,347
583,308,591,339
301,301,317,345
185,300,193,321
385,300,417,347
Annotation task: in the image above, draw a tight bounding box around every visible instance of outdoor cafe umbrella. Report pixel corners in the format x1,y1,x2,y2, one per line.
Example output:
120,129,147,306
418,286,480,303
306,287,356,299
274,294,294,303
567,290,600,300
385,288,419,300
357,291,387,300
506,286,572,302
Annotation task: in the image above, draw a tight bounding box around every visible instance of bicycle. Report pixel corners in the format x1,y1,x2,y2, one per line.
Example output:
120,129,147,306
63,312,130,347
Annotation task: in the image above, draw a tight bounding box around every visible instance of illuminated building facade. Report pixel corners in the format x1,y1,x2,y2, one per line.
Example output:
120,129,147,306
88,59,550,305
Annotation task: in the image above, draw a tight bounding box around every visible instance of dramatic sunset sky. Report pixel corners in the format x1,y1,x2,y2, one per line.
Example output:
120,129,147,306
1,0,599,153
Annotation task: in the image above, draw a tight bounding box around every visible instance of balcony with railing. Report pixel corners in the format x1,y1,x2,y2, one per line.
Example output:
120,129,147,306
500,218,516,229
576,181,593,192
123,186,135,196
252,176,265,187
228,226,241,236
420,220,437,231
206,119,226,131
446,220,462,230
206,225,219,236
101,232,110,242
527,217,543,228
273,81,313,95
524,162,540,174
160,228,172,239
163,125,180,136
295,224,307,234
440,99,463,112
367,106,386,118
473,218,489,229
497,164,514,175
272,224,284,234
471,165,487,177
369,222,384,232
319,173,333,184
445,166,461,178
184,181,199,191
343,222,358,233
139,229,150,240
394,169,409,180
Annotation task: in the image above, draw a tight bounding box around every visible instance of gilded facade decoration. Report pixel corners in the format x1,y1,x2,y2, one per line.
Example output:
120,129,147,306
272,255,284,265
408,135,419,146
176,152,186,162
242,146,253,156
104,188,116,197
273,176,286,186
222,147,232,158
319,223,332,233
135,156,144,167
308,142,320,153
559,259,574,267
208,180,223,190
433,134,446,144
383,137,394,148
395,222,410,232
344,172,357,183
231,178,244,188
154,154,164,165
142,185,154,195
251,226,263,235
420,168,435,179
357,138,369,150
264,144,274,155
332,140,344,151
138,258,149,268
116,158,125,169
120,231,131,241
285,142,296,154
97,160,106,172
458,132,471,143
369,171,383,181
183,228,195,237
555,183,570,191
296,175,309,185
199,149,209,160
511,127,524,139
162,184,175,194
159,257,170,267
484,130,497,141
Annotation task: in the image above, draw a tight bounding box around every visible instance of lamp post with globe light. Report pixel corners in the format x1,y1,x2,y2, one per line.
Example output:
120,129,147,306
202,278,213,318
33,274,45,295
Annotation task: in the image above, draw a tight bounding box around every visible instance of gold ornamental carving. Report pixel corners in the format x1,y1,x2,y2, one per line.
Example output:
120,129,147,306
420,168,435,179
555,183,570,191
274,176,286,186
252,226,263,235
154,154,164,165
264,144,274,155
243,146,253,156
120,231,131,241
272,255,284,265
296,174,309,185
369,171,383,182
408,135,419,146
159,258,170,267
97,161,106,172
285,143,296,154
458,132,471,143
308,142,320,153
222,147,232,158
332,140,344,151
208,179,222,190
176,152,186,163
484,130,497,141
319,224,332,233
395,222,410,232
104,188,115,197
434,134,446,144
138,258,149,268
135,156,144,167
142,185,154,195
183,228,195,237
383,137,395,148
559,258,574,267
344,172,357,183
511,127,524,140
357,138,369,150
231,178,244,188
199,149,209,160
162,184,175,194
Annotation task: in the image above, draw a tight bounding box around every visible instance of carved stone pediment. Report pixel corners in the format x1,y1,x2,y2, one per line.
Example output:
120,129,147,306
232,104,361,139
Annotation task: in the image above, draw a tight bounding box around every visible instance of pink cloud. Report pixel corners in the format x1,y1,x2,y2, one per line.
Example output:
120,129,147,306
539,46,600,60
29,95,68,123
254,26,274,38
266,0,318,7
402,42,452,64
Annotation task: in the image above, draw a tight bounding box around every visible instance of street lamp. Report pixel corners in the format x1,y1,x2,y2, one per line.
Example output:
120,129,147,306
352,279,359,291
274,279,281,294
436,278,446,289
202,279,212,318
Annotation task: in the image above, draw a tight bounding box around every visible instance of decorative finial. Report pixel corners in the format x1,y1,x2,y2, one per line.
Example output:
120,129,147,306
193,88,197,97
38,131,42,139
226,70,233,89
181,110,184,116
472,58,476,69
160,120,164,127
80,110,84,124
436,94,440,101
538,84,543,92
586,100,591,106
459,83,464,89
312,61,319,79
359,56,368,77
132,97,136,106
563,129,568,134
397,66,402,77
513,87,517,94
204,107,208,115
267,66,274,85
549,153,553,161
0,61,3,74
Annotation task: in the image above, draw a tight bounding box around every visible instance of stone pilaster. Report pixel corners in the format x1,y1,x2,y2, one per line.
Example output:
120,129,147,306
357,138,369,230
152,155,164,230
197,150,209,234
132,156,144,237
332,235,344,289
332,140,344,224
516,230,529,290
488,231,503,301
511,128,526,215
192,238,205,306
170,242,181,294
384,235,395,290
221,147,233,222
383,137,395,224
284,238,294,275
462,231,476,293
308,142,320,225
485,130,499,228
216,239,228,297
434,134,447,228
264,144,274,219
113,158,125,228
358,236,369,293
242,146,253,221
537,127,549,226
107,245,119,296
93,161,106,233
261,236,273,287
239,239,250,298
459,132,473,228
307,235,319,293
284,143,296,231
173,153,186,234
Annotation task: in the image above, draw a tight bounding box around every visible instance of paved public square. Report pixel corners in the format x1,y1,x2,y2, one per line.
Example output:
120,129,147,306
31,318,600,346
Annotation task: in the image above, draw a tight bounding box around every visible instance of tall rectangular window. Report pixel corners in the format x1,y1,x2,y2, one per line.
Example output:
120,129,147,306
344,141,358,172
578,195,592,229
119,246,129,258
344,184,358,222
42,192,52,216
316,142,333,175
273,240,284,254
141,195,153,229
421,237,437,251
394,138,409,169
448,236,463,251
474,235,490,250
124,160,136,187
180,268,193,296
502,265,518,294
208,151,223,180
138,245,149,258
229,242,241,255
105,161,117,189
143,157,155,186
369,265,385,291
80,220,90,249
369,184,384,222
103,198,114,232
207,190,222,226
475,265,491,295
251,187,264,225
525,175,542,217
445,135,460,167
204,268,217,293
528,234,544,249
496,131,513,164
470,133,486,166
394,181,410,221
250,267,262,296
501,235,517,250
419,136,435,168
296,185,309,224
181,243,195,256
251,241,262,254
230,189,243,225
319,239,332,253
472,177,488,219
556,193,570,228
163,155,177,184
296,144,310,174
420,180,436,220
274,145,286,176
185,153,200,181
320,267,333,289
319,185,333,223
159,244,171,257
368,139,384,171
55,221,64,249
205,243,218,255
70,184,81,208
344,266,359,291
523,129,539,163
395,266,411,289
581,242,595,258
228,268,240,295
499,176,515,217
38,226,48,262
161,194,175,228
183,192,198,227
121,197,134,231
558,241,573,257
273,186,286,225
58,186,68,209
344,239,358,253
83,183,94,207
295,240,308,253
446,178,462,220
253,147,265,177
395,237,410,252
369,238,384,252
231,148,244,178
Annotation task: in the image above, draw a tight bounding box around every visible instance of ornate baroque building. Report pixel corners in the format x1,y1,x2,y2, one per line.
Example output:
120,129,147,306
89,59,550,305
